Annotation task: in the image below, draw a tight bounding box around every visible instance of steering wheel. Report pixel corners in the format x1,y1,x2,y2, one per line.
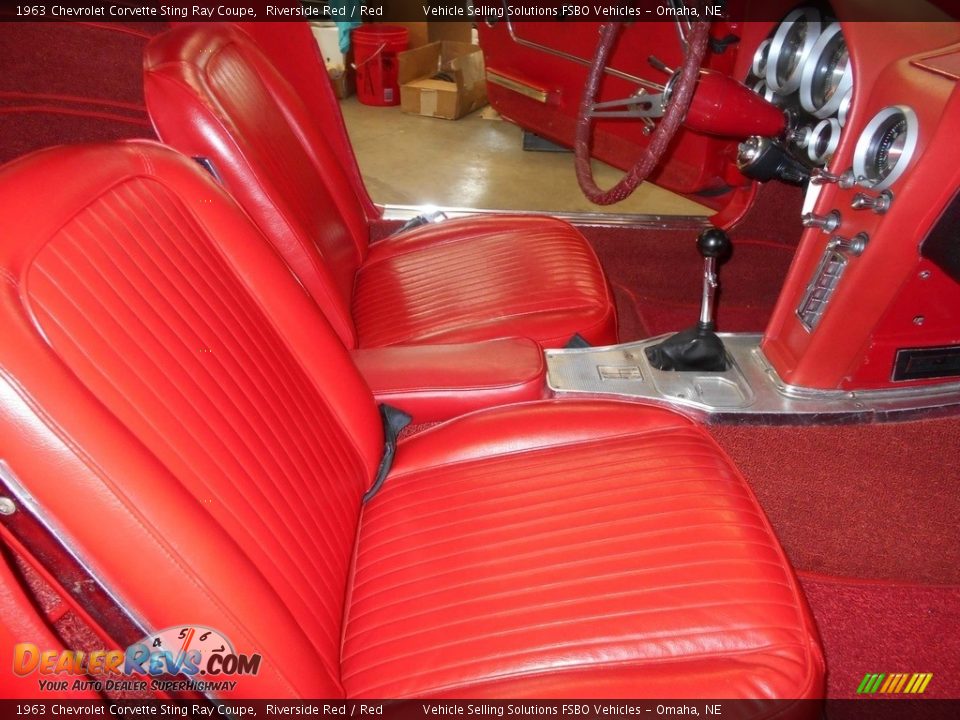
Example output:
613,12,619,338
575,20,711,205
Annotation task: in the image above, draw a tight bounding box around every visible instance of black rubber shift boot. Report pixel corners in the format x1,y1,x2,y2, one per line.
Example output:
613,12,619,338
644,324,729,372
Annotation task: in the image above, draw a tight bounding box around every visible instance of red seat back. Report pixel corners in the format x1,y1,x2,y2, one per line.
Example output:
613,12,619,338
0,141,382,696
144,24,369,347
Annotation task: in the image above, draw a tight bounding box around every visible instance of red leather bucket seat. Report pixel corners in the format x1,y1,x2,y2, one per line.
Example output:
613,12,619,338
142,24,617,349
0,142,823,701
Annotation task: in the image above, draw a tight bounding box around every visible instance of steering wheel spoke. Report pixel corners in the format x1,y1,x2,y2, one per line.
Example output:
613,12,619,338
590,90,665,120
574,19,711,206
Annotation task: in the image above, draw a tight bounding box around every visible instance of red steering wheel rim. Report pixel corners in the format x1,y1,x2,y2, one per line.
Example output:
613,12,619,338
575,21,711,206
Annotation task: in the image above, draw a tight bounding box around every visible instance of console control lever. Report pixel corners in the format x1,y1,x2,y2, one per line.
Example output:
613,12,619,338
830,232,869,257
697,229,727,329
851,190,893,214
810,168,856,189
802,210,841,234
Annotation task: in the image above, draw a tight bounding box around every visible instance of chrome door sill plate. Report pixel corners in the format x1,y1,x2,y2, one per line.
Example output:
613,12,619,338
546,333,960,424
380,204,709,229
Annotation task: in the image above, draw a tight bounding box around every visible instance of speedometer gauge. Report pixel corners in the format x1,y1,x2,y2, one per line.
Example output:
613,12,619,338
853,106,919,190
766,7,822,94
800,23,853,118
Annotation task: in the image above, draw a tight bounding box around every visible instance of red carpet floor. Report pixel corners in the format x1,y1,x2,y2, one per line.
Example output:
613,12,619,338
0,22,162,165
581,227,798,340
800,574,960,699
579,181,805,341
709,418,960,584
710,419,960,701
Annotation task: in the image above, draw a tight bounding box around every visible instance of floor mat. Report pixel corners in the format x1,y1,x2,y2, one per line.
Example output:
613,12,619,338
709,418,960,585
800,574,960,699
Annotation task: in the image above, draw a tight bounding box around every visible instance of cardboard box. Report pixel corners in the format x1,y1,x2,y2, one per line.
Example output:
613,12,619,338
392,22,428,49
428,22,473,44
361,10,471,49
328,66,355,100
399,41,487,120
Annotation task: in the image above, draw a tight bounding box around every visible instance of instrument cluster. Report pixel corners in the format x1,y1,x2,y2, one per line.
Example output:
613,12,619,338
745,5,921,194
746,6,853,167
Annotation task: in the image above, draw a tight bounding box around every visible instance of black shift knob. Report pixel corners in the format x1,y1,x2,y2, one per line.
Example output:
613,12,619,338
697,228,731,259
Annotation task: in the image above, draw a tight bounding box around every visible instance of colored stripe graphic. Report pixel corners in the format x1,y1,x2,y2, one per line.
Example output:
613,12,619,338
857,672,933,694
857,673,884,693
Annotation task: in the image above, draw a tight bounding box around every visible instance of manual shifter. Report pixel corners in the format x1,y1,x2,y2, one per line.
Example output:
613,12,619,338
644,228,732,372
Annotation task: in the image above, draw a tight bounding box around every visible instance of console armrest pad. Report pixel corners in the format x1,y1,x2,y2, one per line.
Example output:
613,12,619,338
352,338,547,422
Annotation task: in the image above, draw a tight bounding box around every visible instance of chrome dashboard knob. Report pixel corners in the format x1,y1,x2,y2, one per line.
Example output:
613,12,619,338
810,168,856,189
829,232,869,257
851,190,893,214
801,210,841,233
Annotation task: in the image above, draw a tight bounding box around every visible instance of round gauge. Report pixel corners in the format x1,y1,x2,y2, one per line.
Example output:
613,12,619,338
853,105,919,189
837,88,853,127
766,7,822,94
751,78,778,103
808,118,841,163
800,23,853,118
752,39,772,77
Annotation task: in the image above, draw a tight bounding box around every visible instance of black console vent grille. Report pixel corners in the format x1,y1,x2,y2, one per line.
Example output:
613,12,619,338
893,345,960,382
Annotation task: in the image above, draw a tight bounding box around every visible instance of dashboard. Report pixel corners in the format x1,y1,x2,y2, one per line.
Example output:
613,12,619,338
477,3,960,393
744,3,960,391
744,5,920,188
748,7,854,167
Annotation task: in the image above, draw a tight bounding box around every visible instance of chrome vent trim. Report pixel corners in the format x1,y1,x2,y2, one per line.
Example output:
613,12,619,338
797,246,848,330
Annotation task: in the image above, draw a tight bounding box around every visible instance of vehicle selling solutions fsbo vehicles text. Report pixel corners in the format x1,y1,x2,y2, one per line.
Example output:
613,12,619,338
421,4,724,19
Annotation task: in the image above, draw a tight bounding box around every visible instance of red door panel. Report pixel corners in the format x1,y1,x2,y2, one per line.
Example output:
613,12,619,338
476,20,747,208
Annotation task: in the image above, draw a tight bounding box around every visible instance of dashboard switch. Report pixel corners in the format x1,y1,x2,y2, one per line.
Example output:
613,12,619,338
830,232,870,257
851,190,893,214
810,168,857,189
802,210,842,233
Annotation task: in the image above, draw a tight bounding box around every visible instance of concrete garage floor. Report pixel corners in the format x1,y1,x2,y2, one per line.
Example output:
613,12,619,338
339,97,712,217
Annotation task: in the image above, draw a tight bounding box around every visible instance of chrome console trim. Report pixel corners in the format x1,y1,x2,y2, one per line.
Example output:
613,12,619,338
546,334,960,423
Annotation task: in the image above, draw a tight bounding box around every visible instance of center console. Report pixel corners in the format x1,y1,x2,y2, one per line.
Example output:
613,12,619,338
546,334,960,423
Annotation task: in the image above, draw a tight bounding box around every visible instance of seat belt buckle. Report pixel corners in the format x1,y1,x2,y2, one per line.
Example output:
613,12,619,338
394,210,448,236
